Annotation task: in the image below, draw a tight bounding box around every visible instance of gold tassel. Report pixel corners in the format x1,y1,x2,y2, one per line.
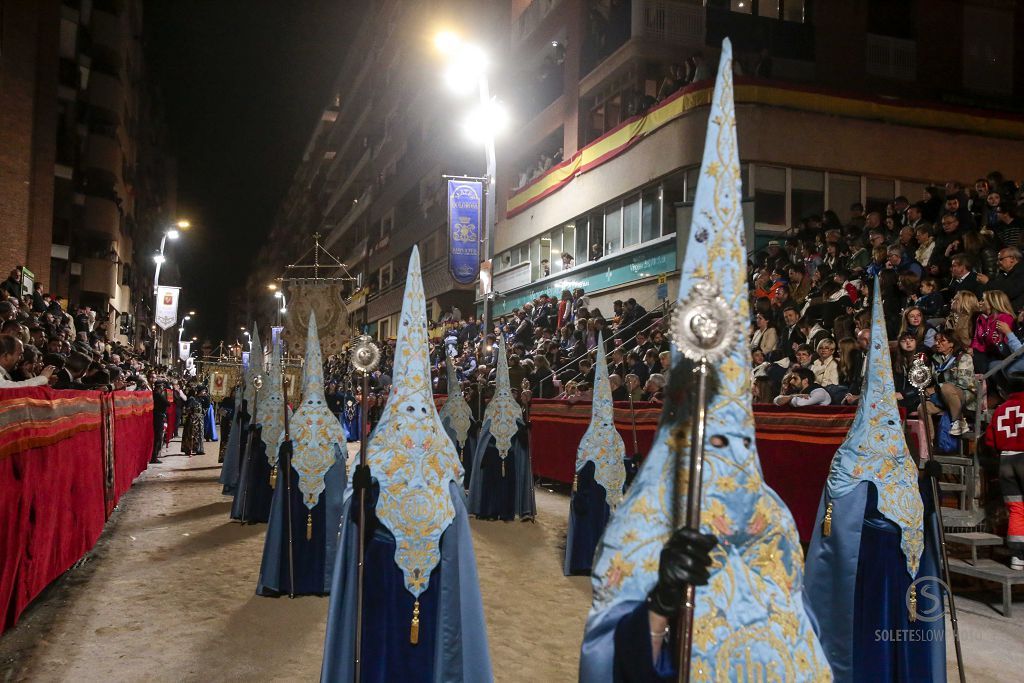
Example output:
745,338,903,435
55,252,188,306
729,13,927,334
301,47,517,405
572,473,578,493
823,502,833,537
269,466,277,489
502,459,506,478
909,585,917,622
410,600,420,644
306,512,312,540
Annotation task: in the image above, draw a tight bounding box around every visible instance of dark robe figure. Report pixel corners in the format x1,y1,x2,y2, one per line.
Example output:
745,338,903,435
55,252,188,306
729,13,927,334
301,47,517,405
803,279,946,682
258,311,348,596
180,394,205,456
321,247,491,682
340,393,361,442
466,336,536,521
230,423,274,523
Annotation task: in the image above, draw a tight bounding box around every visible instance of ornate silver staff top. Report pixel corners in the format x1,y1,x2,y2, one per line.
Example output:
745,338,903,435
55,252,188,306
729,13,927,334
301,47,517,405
670,280,740,363
252,376,264,392
907,354,933,391
350,335,381,374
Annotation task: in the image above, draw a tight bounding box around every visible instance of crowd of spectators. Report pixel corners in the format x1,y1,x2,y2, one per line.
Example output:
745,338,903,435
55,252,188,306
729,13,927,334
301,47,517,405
749,172,1024,449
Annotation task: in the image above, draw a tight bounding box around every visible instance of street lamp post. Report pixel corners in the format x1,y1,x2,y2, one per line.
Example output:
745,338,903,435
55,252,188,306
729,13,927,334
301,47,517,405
436,31,506,345
274,291,288,327
153,220,189,295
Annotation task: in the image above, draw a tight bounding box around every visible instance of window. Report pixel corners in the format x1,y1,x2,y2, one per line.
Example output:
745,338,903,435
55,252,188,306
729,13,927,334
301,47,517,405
623,196,641,248
378,318,391,342
549,228,563,274
576,217,589,264
866,178,894,214
379,263,393,290
899,181,928,204
729,0,752,15
641,188,660,242
663,171,686,236
380,212,393,239
791,169,824,222
530,238,542,280
754,165,786,227
758,0,779,18
589,213,605,260
562,223,576,270
827,173,861,221
684,167,700,203
604,204,622,255
782,0,805,22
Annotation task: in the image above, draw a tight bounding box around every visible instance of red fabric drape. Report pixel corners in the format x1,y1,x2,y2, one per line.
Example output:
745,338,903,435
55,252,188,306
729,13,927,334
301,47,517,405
525,400,860,542
0,387,153,633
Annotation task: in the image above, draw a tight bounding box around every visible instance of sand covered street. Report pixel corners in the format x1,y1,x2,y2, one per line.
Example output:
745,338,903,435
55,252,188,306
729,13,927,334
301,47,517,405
2,438,1023,682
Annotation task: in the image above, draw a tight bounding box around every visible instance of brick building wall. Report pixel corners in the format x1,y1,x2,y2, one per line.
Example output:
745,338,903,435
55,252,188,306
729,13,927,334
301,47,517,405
0,0,56,289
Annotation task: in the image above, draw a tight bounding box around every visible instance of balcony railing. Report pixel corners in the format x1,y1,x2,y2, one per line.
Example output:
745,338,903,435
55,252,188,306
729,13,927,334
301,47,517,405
80,257,118,299
87,70,123,117
90,9,125,60
84,132,122,179
865,34,916,81
512,0,564,47
632,0,705,46
82,195,121,240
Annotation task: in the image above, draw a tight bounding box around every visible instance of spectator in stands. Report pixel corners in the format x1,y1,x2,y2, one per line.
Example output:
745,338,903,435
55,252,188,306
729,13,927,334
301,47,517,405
944,254,986,302
777,307,806,359
0,335,54,387
773,367,832,407
981,247,1024,309
899,306,938,349
811,338,839,387
609,373,628,402
624,373,643,403
972,290,1015,372
946,291,980,350
644,374,666,403
927,331,977,437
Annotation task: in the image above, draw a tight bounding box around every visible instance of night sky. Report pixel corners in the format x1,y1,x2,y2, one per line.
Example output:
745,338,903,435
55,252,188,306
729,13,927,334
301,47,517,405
145,1,360,344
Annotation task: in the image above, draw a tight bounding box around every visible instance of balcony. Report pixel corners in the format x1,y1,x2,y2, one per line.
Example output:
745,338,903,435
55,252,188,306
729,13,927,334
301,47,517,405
632,0,705,46
82,195,120,240
80,257,118,299
87,70,123,119
84,132,123,179
90,9,125,64
865,34,916,82
323,147,371,218
512,0,565,47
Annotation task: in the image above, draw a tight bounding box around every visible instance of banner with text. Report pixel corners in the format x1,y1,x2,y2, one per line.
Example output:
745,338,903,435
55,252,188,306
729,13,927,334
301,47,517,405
178,341,191,360
448,179,482,285
154,286,180,330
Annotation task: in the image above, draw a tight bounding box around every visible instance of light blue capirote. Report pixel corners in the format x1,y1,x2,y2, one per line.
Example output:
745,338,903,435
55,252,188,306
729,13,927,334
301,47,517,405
802,278,941,682
579,39,831,682
439,352,472,449
258,333,289,467
321,247,492,682
219,323,264,492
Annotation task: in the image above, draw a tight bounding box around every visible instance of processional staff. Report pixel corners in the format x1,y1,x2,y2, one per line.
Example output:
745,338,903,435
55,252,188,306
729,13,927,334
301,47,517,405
907,355,966,683
668,280,735,683
349,335,381,683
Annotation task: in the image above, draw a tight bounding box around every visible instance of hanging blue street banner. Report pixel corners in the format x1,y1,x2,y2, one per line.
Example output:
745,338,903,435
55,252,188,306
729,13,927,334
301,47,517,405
448,179,482,285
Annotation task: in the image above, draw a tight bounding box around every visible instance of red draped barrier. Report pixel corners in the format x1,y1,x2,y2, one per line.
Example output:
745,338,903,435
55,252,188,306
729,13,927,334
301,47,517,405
0,387,152,633
518,398,859,542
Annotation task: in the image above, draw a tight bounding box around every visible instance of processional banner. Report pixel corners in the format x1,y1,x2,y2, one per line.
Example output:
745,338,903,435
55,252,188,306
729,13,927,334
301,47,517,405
448,180,482,285
283,282,349,360
154,286,180,330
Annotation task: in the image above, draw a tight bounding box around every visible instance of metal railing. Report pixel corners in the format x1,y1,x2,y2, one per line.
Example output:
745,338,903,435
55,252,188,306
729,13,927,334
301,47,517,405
535,298,676,396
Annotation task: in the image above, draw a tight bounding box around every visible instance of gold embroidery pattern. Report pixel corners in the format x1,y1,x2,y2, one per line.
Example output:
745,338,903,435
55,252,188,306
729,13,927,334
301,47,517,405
588,41,831,681
439,354,473,448
575,335,626,508
258,338,290,465
826,279,924,578
483,335,522,459
291,313,346,509
367,248,462,597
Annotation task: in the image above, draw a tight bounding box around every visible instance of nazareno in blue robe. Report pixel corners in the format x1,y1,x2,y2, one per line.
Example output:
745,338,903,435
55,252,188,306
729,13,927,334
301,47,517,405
803,479,946,683
256,443,346,597
230,424,274,524
466,421,535,521
320,480,492,682
442,420,478,491
219,401,248,495
204,403,219,441
564,460,614,576
341,397,361,443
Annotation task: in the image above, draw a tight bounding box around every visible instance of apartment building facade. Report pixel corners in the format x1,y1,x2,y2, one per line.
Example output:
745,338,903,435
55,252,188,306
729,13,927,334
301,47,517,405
1,0,175,345
490,0,1024,319
253,0,1024,338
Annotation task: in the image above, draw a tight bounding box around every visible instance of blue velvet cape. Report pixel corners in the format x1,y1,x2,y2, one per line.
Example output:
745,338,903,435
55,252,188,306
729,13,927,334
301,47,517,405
219,403,248,495
564,460,612,576
204,404,219,441
229,424,274,523
256,443,346,596
442,420,478,491
803,480,946,682
320,480,492,682
466,422,535,520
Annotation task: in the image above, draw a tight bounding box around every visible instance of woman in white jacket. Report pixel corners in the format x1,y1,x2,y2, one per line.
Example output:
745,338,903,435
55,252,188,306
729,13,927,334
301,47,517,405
811,337,839,387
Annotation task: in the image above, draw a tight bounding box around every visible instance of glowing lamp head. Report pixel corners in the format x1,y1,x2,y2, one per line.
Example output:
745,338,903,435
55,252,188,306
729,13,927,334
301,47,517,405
153,254,166,265
166,229,180,240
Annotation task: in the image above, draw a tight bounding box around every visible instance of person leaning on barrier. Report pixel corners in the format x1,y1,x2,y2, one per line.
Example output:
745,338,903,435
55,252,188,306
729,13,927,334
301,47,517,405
0,334,55,388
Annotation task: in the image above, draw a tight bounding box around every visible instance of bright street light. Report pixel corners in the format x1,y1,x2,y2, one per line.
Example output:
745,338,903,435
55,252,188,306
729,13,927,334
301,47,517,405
176,220,191,229
274,291,283,299
153,253,165,265
268,283,277,291
463,99,509,143
166,229,180,241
